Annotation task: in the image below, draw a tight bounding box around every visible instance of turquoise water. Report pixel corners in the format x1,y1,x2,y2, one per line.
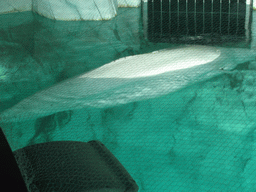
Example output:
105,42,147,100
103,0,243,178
1,8,256,192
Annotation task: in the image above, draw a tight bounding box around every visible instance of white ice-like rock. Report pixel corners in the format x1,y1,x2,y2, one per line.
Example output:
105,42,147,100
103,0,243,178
33,0,118,20
1,45,256,122
0,0,32,14
118,0,141,7
0,0,119,20
0,0,142,20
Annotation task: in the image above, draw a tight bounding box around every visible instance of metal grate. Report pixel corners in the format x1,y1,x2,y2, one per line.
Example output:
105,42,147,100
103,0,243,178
142,0,253,46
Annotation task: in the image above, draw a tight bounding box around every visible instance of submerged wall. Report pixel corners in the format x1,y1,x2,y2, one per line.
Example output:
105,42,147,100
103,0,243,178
0,0,141,20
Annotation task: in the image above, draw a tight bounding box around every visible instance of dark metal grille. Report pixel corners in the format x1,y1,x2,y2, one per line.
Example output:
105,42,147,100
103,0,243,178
143,0,253,46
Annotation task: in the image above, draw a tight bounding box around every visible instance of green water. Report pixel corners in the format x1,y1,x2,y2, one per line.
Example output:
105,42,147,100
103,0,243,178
1,7,256,192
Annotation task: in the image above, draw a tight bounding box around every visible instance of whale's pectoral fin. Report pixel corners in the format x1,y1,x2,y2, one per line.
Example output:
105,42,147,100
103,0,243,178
28,114,57,146
28,110,73,145
55,110,73,128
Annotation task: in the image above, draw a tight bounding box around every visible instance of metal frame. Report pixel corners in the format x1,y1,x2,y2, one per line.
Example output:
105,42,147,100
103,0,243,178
142,0,253,46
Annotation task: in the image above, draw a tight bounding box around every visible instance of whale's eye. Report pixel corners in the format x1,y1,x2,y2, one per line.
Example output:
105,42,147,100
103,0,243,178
219,67,224,70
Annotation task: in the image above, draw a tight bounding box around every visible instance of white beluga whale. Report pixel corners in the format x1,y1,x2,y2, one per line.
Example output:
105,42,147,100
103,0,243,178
0,45,255,122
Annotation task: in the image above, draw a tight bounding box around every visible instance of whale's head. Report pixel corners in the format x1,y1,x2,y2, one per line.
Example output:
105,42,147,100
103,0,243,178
199,46,256,80
218,47,256,71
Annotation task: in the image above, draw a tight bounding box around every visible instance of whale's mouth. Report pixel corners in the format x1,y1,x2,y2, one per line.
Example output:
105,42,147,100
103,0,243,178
83,46,221,79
